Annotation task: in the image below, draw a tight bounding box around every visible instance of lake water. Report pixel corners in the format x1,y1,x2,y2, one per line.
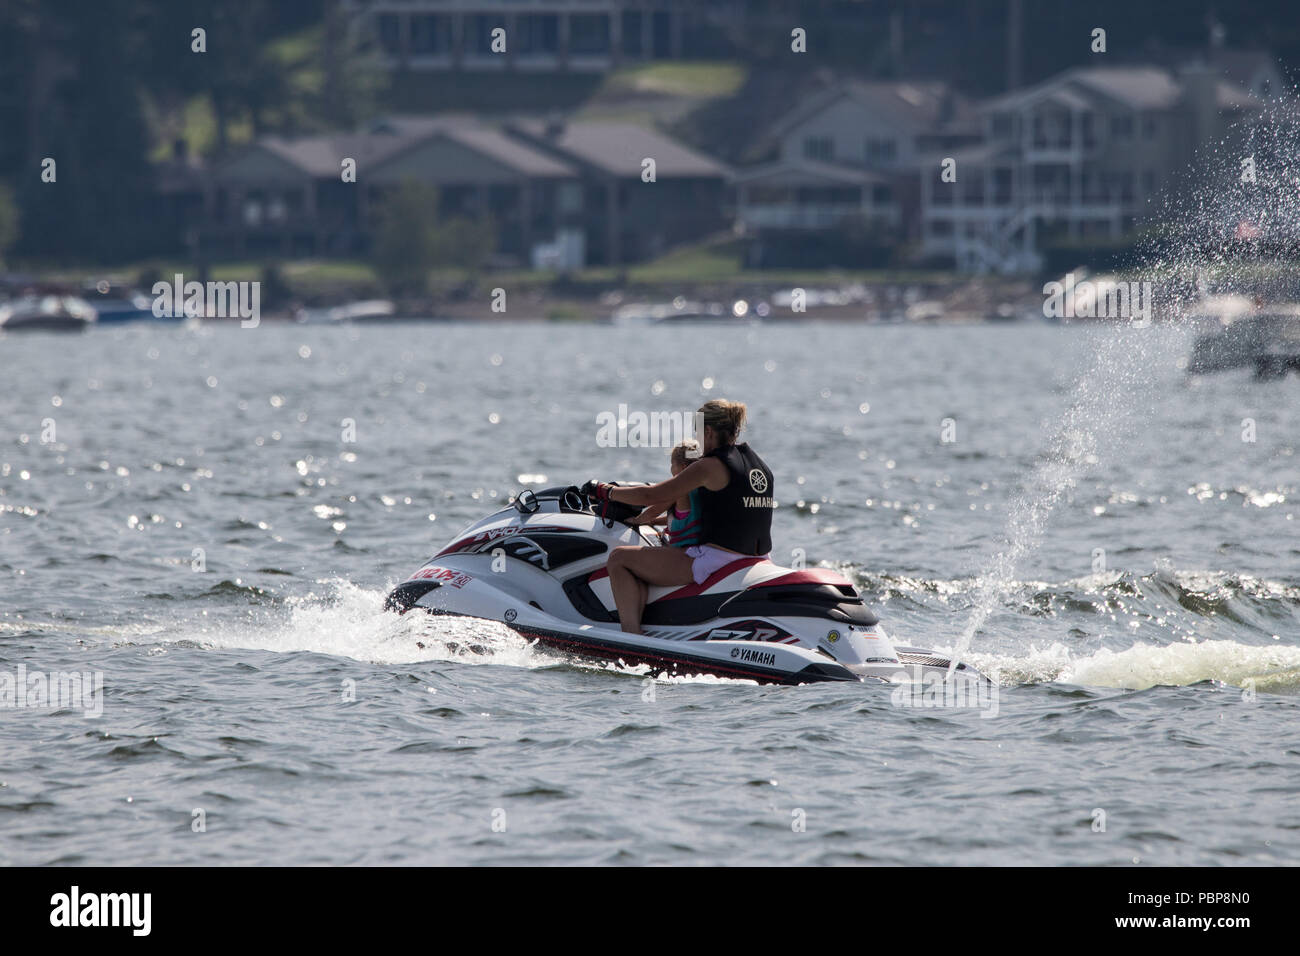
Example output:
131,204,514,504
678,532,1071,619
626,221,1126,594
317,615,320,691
2,320,1297,864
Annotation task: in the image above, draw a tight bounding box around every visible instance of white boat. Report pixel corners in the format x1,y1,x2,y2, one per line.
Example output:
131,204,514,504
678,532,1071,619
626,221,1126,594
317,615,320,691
295,299,396,324
0,295,97,332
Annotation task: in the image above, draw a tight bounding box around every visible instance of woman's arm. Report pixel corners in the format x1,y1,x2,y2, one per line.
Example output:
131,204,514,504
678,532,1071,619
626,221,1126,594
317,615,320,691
608,458,727,508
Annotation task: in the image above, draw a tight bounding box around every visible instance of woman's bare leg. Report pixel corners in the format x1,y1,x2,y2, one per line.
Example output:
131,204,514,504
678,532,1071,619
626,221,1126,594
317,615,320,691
606,546,695,634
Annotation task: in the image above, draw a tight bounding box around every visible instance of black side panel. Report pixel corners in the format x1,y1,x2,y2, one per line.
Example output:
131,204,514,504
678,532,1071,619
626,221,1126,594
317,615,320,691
564,574,731,625
794,660,864,683
641,594,731,626
719,584,880,626
564,576,879,627
385,580,441,613
498,534,606,571
563,574,619,622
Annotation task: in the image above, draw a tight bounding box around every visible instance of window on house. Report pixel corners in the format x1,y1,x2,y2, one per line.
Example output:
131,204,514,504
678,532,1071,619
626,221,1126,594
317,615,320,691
557,182,582,215
1111,115,1133,139
993,169,1013,204
1141,115,1156,138
377,15,401,54
569,14,610,54
1142,170,1157,195
866,138,897,165
518,14,560,54
757,186,794,204
991,114,1013,139
803,137,833,162
410,15,444,55
468,17,503,55
929,173,953,205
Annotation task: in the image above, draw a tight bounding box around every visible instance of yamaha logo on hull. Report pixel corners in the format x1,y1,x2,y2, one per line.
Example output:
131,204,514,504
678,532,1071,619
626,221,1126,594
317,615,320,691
730,646,777,666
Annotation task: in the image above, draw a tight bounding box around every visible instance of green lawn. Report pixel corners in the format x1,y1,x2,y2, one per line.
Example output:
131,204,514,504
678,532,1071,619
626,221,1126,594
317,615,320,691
584,240,961,287
602,61,747,99
19,238,965,296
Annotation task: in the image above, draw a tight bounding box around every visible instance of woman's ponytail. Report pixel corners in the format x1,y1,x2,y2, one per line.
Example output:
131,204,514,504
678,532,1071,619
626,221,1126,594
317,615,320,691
698,399,747,445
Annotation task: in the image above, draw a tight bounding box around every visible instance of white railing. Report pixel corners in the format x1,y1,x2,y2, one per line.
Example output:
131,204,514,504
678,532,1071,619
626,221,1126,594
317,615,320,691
739,205,894,230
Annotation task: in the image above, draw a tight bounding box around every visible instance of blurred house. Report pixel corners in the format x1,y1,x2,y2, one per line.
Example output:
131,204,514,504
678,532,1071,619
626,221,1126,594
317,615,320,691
734,80,978,264
921,65,1266,273
344,0,739,72
181,116,727,266
153,139,210,258
505,119,729,263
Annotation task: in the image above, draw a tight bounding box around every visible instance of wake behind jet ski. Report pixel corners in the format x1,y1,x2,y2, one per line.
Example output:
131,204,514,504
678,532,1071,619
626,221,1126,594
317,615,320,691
385,483,986,687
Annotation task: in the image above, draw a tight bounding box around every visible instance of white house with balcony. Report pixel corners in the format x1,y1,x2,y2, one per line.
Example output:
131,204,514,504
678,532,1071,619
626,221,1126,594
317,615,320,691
921,65,1265,273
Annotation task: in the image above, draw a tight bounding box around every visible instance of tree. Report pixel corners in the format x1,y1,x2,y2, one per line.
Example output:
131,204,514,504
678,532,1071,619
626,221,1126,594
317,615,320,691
372,181,440,296
319,0,388,130
0,185,18,267
0,0,152,261
434,216,497,273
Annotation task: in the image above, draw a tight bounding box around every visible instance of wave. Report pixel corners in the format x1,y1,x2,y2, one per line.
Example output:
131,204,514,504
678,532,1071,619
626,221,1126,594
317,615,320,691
29,570,1295,695
961,639,1300,692
179,581,751,684
849,564,1300,639
177,579,554,670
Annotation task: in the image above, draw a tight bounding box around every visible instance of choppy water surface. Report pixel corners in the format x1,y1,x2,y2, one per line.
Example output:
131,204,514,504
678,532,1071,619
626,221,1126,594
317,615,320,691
2,321,1298,865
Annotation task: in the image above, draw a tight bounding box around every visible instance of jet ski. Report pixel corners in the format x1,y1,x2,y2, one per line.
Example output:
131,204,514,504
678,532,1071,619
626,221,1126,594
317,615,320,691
385,483,986,686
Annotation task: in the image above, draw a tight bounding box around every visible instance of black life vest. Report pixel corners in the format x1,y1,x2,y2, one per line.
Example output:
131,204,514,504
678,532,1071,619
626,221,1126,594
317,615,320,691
696,442,775,555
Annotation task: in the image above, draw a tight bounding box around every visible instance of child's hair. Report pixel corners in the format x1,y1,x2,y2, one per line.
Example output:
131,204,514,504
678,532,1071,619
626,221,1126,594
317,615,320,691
670,438,701,468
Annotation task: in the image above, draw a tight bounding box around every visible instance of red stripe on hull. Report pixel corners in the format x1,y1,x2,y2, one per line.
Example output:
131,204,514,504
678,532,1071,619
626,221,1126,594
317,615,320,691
752,568,854,589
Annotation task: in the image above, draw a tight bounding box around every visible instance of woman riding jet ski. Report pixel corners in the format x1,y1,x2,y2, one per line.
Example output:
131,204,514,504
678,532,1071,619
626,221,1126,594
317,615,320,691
385,399,985,686
589,399,772,636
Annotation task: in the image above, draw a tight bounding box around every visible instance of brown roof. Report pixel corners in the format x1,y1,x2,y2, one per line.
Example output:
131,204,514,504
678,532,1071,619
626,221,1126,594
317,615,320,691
235,118,576,180
766,80,979,141
258,131,414,178
440,125,575,177
1070,67,1186,109
510,120,729,178
986,65,1265,114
